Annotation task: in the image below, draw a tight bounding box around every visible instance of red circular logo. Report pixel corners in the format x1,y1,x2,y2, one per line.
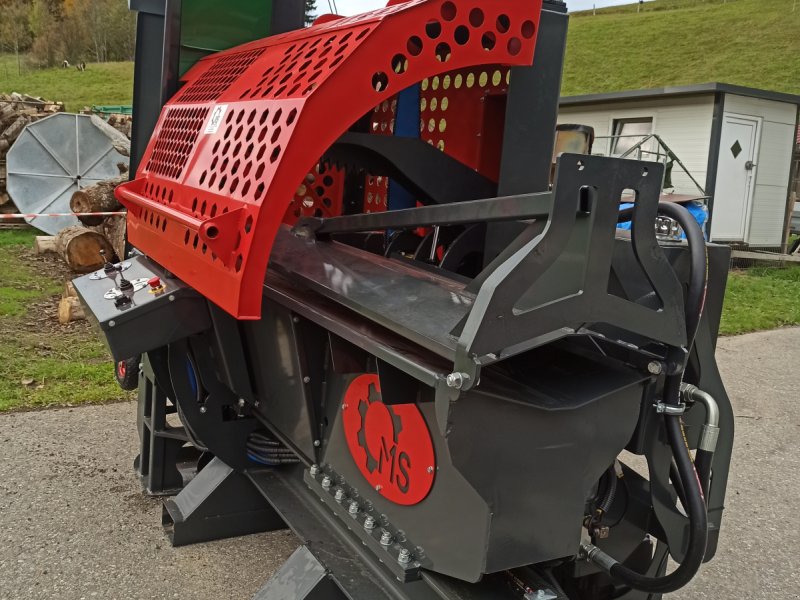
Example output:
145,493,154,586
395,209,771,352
341,374,435,505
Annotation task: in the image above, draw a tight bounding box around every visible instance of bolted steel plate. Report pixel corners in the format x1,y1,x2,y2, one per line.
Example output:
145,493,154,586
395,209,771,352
6,113,128,235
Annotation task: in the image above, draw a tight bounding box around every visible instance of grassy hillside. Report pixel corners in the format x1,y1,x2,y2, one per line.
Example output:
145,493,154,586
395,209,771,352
563,0,800,96
1,0,797,110
0,54,133,111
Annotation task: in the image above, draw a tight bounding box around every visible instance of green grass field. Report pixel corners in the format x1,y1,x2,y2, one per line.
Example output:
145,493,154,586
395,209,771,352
1,0,798,110
0,228,133,412
720,266,800,336
0,54,133,111
564,0,800,96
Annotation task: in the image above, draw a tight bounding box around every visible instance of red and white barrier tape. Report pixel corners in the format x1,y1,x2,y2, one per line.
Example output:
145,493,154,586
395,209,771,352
0,211,126,220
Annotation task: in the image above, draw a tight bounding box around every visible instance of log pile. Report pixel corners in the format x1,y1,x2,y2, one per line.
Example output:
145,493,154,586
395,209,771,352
0,93,65,215
69,175,128,261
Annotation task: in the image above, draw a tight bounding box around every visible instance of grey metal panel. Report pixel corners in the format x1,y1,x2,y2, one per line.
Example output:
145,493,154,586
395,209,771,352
243,302,319,459
247,467,446,600
269,228,473,360
252,546,331,600
72,255,210,361
263,272,451,387
6,113,128,234
319,375,493,583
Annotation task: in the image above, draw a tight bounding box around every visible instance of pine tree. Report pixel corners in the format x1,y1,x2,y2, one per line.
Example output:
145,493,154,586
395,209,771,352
304,0,317,26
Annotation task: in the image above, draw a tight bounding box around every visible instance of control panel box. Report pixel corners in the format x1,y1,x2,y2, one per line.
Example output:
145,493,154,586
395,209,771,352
73,254,211,361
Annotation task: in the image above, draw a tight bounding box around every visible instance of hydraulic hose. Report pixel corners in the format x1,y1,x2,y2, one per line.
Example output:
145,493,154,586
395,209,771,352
583,201,710,594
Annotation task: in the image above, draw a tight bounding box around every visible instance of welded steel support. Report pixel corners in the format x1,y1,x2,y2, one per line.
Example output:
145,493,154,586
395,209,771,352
134,354,191,495
484,0,569,265
128,0,182,177
163,457,287,546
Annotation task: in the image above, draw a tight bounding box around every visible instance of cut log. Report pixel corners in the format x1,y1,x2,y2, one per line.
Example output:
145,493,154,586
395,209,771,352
54,225,114,273
34,235,57,254
63,280,77,299
1,116,28,145
90,114,130,157
102,215,127,261
69,175,126,226
58,295,86,324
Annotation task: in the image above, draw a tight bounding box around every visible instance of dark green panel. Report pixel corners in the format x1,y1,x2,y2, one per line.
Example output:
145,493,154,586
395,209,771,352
179,0,273,74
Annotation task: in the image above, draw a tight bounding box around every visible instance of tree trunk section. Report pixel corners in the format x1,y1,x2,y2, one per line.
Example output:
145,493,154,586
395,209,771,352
102,215,127,261
58,296,86,324
70,175,126,226
54,225,114,273
34,235,57,254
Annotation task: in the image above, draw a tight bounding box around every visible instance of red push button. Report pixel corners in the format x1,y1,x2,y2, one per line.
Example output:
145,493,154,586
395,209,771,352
148,276,162,289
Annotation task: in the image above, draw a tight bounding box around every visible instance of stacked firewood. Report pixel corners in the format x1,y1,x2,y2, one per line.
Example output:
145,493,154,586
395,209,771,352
0,93,65,214
33,172,128,275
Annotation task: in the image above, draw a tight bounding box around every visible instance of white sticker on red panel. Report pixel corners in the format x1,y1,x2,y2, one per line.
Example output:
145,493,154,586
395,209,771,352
204,105,228,135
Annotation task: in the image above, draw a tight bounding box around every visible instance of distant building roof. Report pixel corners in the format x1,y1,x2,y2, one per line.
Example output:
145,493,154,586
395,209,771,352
560,83,800,107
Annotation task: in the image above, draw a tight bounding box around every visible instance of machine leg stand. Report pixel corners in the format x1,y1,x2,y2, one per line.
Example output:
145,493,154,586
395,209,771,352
135,355,195,495
253,546,347,600
163,457,287,546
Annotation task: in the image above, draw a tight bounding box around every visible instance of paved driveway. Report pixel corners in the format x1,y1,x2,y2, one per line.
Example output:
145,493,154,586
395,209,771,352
1,328,798,599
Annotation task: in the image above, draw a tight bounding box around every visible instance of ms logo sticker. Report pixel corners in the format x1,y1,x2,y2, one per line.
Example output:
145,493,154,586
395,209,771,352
204,104,228,134
342,374,435,505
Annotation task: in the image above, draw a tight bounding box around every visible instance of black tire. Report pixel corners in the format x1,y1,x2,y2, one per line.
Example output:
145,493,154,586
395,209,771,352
115,355,141,391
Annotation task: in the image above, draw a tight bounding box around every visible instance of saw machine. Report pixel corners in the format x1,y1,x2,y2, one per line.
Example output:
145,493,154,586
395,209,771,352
73,1,734,598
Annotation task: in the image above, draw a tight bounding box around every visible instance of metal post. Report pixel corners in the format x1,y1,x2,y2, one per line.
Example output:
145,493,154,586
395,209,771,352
483,0,568,265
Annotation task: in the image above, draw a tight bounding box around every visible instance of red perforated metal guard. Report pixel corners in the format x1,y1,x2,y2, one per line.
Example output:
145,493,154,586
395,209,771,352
118,0,543,319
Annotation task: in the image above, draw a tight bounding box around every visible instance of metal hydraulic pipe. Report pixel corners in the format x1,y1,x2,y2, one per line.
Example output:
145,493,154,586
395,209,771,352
681,383,720,453
681,383,720,499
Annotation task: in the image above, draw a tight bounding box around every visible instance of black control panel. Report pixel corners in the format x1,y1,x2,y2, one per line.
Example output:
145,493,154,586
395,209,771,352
73,254,211,361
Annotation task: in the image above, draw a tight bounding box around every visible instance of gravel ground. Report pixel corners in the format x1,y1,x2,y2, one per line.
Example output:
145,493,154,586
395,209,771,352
0,327,798,599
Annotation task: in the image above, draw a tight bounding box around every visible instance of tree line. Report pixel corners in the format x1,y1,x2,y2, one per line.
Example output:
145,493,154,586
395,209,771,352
0,0,136,70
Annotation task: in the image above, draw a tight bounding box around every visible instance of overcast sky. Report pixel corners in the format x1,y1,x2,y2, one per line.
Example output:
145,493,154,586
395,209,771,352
316,0,645,15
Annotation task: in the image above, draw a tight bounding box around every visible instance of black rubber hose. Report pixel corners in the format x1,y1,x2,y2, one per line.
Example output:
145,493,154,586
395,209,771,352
694,449,714,499
585,201,709,594
655,202,707,344
605,413,708,594
670,459,688,511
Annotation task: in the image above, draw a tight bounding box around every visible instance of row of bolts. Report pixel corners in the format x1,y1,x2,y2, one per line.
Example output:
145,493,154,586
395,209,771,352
310,464,412,565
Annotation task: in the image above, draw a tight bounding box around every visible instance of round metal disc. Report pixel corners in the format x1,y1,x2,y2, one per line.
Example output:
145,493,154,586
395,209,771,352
6,113,129,235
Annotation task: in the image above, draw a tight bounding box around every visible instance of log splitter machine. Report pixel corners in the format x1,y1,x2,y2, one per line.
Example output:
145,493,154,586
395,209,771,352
73,0,734,598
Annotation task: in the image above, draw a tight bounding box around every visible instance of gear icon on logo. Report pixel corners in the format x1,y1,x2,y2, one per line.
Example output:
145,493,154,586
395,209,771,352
356,382,403,474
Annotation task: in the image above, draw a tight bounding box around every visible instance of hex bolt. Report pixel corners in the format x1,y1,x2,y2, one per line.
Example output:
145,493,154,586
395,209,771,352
380,530,393,546
321,475,332,489
168,294,175,302
303,376,311,384
309,464,319,476
445,372,469,389
426,466,434,474
647,361,663,375
313,439,321,447
109,320,116,328
334,488,346,503
398,548,411,564
292,316,300,323
237,398,246,408
348,501,359,516
199,406,207,414
363,516,376,530
375,484,382,492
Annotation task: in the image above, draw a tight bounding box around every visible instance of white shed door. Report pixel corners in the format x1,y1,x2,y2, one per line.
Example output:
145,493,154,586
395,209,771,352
711,113,761,241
